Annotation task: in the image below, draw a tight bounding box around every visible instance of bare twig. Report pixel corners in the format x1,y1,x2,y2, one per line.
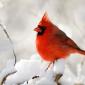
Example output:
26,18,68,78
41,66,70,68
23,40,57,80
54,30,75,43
32,76,39,79
0,23,17,65
55,74,62,85
1,71,17,85
0,23,17,85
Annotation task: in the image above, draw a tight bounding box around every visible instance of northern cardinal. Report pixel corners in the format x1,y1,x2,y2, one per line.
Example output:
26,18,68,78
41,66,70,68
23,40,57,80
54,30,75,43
34,13,85,62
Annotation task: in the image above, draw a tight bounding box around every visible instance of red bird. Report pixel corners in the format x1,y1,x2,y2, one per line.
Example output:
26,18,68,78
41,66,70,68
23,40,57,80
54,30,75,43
34,13,85,62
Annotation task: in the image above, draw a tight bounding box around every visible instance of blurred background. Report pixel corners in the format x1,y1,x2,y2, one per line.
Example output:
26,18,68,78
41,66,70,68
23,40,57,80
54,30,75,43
0,0,85,71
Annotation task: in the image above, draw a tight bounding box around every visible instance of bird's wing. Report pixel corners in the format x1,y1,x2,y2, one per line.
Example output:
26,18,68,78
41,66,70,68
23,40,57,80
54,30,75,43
57,30,81,50
56,30,68,41
66,37,81,50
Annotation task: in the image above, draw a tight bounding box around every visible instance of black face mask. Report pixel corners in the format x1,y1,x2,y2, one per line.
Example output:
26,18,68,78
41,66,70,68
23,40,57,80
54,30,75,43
37,25,46,35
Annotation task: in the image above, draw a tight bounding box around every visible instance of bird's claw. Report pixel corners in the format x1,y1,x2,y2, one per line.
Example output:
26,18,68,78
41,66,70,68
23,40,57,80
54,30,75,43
55,74,62,85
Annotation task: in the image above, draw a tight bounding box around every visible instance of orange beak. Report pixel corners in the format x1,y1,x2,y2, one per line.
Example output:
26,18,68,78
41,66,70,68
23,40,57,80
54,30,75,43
34,27,42,32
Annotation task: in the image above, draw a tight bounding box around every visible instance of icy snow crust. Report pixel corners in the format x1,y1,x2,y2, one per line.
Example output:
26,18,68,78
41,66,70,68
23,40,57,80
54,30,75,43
0,54,85,85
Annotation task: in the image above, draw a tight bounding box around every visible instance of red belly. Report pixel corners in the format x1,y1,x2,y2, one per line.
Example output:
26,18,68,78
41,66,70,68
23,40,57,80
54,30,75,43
36,44,70,62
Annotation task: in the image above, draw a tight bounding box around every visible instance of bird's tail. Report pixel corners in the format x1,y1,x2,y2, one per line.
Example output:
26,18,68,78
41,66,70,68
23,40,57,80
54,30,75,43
78,49,85,55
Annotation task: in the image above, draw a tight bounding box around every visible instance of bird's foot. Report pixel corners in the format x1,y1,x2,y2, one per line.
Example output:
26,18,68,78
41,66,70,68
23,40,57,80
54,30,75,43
55,74,62,85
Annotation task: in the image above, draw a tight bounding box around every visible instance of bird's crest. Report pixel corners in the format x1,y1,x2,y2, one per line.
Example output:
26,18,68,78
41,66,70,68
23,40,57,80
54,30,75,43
39,12,50,24
40,12,50,23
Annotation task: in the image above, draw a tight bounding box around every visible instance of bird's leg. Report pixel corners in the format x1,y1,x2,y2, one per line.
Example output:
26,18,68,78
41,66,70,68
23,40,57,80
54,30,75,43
45,62,53,71
53,61,55,66
45,61,55,71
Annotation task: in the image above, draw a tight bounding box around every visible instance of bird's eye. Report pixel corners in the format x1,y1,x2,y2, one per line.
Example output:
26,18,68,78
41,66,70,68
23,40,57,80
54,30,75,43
37,25,47,35
38,25,46,30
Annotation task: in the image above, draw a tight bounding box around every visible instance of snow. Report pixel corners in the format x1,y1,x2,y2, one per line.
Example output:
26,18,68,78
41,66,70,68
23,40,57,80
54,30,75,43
34,77,57,85
0,59,16,85
3,54,65,85
59,54,85,85
0,53,84,85
53,59,65,74
5,60,42,84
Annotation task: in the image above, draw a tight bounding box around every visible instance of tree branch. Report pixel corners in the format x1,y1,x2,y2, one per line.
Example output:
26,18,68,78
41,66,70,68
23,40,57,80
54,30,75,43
0,23,17,65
